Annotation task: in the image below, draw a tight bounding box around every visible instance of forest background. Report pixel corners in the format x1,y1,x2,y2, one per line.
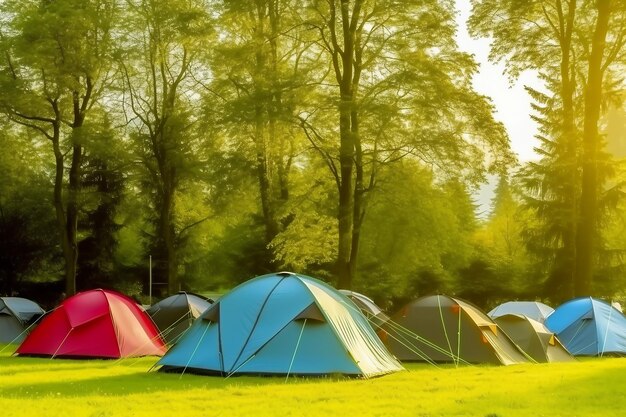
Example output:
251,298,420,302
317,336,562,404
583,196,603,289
1,0,625,311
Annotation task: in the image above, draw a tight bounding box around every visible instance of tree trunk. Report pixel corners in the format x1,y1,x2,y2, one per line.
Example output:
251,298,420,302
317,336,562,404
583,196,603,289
557,0,577,300
575,0,611,296
49,114,75,297
152,127,179,295
348,106,363,284
148,116,179,296
337,97,355,289
253,0,280,248
255,112,279,244
65,84,93,294
161,183,178,294
65,143,82,295
335,0,359,290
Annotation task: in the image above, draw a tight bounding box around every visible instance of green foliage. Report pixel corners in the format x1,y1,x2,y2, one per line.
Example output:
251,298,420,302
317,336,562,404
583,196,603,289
76,112,126,289
471,0,626,300
118,0,216,293
179,148,270,289
298,0,515,289
0,124,61,294
3,0,625,303
356,162,478,304
270,175,338,277
470,175,538,306
208,0,317,265
597,161,626,296
0,0,123,296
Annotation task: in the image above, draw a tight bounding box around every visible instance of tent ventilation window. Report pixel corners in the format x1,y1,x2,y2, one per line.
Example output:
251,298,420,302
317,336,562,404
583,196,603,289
295,303,325,322
202,304,220,323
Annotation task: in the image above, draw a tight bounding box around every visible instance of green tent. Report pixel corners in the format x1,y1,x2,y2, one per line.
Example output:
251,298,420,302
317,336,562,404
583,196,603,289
383,295,529,365
494,314,574,363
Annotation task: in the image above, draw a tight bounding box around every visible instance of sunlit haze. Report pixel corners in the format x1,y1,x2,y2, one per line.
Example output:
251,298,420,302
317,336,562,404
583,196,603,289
455,0,541,163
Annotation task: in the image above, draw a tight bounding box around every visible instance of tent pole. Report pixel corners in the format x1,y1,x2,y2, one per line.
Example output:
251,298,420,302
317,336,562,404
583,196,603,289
437,296,455,366
285,319,307,383
600,304,614,357
179,322,211,379
149,255,152,305
225,354,257,379
51,328,73,359
456,305,462,367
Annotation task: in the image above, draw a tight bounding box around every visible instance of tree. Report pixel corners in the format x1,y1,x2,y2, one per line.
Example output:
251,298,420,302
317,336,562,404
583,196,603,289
119,0,213,294
0,121,60,295
471,0,582,299
575,0,613,295
0,0,118,295
488,176,523,259
209,0,315,263
473,174,536,301
357,161,478,303
76,112,125,289
471,0,626,298
269,156,338,278
303,0,512,289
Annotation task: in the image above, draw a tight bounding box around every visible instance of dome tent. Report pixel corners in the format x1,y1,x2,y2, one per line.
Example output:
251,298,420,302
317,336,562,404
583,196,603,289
488,301,554,323
147,292,213,343
383,295,530,365
338,289,389,329
17,289,166,358
0,297,45,343
494,314,574,362
157,272,403,377
545,297,626,356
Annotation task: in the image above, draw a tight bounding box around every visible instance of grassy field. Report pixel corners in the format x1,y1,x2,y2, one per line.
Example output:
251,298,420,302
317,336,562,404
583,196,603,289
0,345,624,417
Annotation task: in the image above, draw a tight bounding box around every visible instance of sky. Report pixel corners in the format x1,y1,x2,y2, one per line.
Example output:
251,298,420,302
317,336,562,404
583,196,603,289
454,0,541,163
453,0,541,214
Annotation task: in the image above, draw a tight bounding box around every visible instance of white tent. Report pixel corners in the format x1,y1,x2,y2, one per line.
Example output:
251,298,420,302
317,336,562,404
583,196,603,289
488,301,554,323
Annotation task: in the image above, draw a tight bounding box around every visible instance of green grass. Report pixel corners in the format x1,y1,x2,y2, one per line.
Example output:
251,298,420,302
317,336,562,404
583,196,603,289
0,345,624,417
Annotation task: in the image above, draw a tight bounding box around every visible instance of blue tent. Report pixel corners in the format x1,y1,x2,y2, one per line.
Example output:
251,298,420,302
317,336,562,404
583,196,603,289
545,297,626,356
156,272,403,377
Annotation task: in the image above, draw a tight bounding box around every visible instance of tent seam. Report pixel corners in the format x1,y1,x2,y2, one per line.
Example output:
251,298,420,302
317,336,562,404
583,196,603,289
296,276,365,374
102,290,122,358
227,276,288,373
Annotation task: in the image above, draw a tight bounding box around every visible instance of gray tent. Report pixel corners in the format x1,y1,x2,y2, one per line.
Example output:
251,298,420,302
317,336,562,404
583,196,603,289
488,301,554,323
494,314,574,362
0,297,45,343
339,290,389,328
383,295,529,365
147,292,213,343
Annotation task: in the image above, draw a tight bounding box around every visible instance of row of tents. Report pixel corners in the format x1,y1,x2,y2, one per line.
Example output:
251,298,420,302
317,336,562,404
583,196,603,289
2,272,626,378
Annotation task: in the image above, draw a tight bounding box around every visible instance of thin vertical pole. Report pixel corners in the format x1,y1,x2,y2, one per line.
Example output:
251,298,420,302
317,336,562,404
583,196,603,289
149,255,152,305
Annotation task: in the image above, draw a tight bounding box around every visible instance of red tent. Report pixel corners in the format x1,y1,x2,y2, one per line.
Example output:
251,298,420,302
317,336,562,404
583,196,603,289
17,289,166,358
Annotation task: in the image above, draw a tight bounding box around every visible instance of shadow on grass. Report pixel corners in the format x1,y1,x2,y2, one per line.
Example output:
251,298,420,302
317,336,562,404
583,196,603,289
0,357,144,376
0,358,354,399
